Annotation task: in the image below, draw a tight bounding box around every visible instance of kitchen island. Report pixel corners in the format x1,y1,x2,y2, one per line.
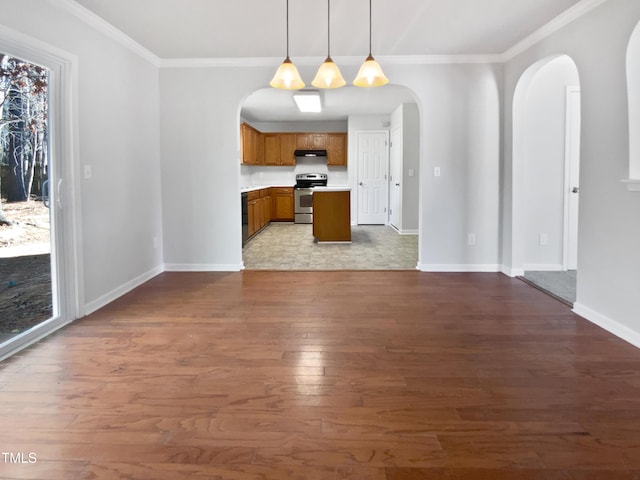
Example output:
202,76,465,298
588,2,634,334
312,188,351,242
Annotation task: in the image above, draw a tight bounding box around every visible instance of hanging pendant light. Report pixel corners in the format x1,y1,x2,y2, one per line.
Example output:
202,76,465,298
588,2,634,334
270,0,305,90
353,0,389,87
312,0,346,89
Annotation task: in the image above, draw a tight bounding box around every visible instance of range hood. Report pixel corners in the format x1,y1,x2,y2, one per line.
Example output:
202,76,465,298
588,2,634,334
294,149,327,158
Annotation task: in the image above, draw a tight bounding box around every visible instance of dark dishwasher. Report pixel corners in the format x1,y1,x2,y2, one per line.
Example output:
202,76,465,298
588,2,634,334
241,192,248,245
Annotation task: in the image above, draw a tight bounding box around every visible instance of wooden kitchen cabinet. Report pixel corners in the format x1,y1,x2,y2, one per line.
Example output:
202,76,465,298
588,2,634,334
246,189,274,240
255,132,264,165
313,190,351,242
271,187,294,221
326,133,347,166
260,188,272,227
240,122,264,165
247,190,260,237
296,133,326,150
263,134,280,166
279,134,296,165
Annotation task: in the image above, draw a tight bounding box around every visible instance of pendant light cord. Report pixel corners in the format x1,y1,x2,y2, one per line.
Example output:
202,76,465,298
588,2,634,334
327,0,332,59
368,0,372,56
286,0,290,59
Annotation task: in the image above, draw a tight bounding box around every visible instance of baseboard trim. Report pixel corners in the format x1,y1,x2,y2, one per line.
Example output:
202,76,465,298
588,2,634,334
501,265,525,277
573,302,640,350
84,265,164,315
417,263,501,273
523,263,564,271
164,263,244,272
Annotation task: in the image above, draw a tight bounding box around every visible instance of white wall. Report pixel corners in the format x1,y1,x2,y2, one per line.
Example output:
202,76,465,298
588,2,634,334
522,57,579,270
502,0,640,346
394,64,501,271
159,61,503,272
0,0,163,312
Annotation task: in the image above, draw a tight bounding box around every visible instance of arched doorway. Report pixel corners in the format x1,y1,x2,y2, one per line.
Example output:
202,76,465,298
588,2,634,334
626,19,640,186
512,55,581,305
237,84,421,270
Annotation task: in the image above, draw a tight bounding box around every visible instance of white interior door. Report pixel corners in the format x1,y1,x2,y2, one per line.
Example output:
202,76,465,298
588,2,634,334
389,127,402,229
357,131,389,225
564,86,581,270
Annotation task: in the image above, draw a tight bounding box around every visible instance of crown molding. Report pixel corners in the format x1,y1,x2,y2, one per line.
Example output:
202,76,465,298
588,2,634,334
502,0,610,61
159,54,505,69
49,0,161,67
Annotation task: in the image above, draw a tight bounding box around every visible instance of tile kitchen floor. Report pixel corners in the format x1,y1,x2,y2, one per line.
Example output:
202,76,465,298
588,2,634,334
243,223,418,270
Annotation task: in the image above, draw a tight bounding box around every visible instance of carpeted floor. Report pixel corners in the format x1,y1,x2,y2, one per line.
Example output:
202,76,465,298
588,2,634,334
522,270,577,305
243,223,418,270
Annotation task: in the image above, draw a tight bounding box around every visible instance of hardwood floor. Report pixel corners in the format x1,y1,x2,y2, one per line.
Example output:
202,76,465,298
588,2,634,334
1,271,640,479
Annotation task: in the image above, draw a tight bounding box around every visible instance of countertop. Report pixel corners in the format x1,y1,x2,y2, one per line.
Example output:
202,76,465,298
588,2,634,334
311,186,352,192
240,185,292,193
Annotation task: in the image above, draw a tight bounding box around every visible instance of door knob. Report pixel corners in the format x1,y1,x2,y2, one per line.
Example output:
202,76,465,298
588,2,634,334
395,183,400,186
359,182,364,186
572,187,579,193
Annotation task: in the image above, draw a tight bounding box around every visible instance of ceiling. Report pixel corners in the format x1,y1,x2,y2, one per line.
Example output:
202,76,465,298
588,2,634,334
242,85,417,122
71,0,585,122
73,0,583,59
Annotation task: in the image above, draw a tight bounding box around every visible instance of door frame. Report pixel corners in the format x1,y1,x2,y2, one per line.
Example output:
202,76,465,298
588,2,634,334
0,25,83,361
389,126,402,230
563,85,580,271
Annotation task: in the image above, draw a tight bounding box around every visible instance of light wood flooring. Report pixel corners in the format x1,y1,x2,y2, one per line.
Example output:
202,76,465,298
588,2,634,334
1,271,640,479
243,224,418,270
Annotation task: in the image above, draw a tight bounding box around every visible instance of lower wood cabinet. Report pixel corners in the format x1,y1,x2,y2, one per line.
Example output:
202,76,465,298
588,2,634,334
272,187,294,221
245,187,293,243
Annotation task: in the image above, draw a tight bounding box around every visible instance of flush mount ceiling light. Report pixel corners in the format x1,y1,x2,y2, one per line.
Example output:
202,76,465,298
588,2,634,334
270,0,305,90
312,0,346,89
353,0,389,87
293,90,322,113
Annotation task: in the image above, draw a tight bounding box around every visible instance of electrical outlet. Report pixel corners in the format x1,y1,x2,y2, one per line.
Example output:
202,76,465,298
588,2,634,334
153,236,160,249
468,233,476,246
408,169,414,177
434,167,441,177
539,233,548,246
83,165,92,179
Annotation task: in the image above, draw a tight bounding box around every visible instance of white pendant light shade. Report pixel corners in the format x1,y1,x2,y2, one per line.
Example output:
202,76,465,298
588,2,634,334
313,0,345,89
353,54,389,87
311,58,346,89
353,0,389,88
270,57,305,90
271,0,304,90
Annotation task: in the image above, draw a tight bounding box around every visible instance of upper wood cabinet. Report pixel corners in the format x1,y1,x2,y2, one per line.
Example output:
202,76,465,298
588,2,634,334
279,134,296,166
263,134,280,166
296,133,326,150
326,133,347,166
241,124,346,166
240,122,264,165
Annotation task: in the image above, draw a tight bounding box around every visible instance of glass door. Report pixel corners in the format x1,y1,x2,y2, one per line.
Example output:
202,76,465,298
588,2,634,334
0,52,56,348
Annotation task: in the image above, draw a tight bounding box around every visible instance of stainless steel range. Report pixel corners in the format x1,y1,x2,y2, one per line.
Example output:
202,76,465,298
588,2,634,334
294,173,328,223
